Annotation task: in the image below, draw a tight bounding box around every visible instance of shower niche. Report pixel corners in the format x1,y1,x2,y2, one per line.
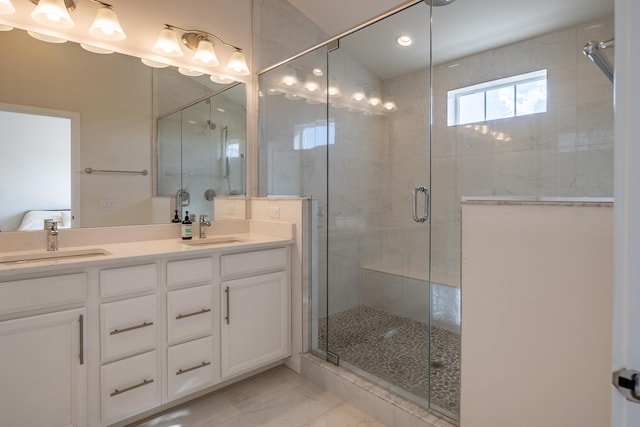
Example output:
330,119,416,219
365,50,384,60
157,83,247,221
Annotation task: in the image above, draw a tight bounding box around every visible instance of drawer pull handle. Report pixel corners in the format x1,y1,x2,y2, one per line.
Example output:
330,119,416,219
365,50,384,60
110,378,154,397
79,315,84,365
225,286,230,325
176,308,211,320
110,321,154,335
176,361,211,376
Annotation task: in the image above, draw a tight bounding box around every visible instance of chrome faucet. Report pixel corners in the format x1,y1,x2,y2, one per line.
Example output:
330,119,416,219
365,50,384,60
199,215,211,239
44,219,59,251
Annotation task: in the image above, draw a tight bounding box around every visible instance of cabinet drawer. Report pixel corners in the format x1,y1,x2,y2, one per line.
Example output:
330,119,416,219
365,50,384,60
167,257,212,288
220,247,287,279
100,264,157,298
0,273,86,316
101,350,160,425
167,336,215,401
101,295,157,362
167,284,213,344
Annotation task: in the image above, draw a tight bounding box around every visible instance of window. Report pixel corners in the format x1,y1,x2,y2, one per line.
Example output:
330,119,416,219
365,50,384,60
293,122,335,150
447,69,547,126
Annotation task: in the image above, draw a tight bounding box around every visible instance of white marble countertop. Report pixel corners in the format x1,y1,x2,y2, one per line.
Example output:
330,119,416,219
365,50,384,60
0,220,294,275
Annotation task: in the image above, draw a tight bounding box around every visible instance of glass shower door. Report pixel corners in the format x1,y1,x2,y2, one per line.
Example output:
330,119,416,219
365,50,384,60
324,0,445,415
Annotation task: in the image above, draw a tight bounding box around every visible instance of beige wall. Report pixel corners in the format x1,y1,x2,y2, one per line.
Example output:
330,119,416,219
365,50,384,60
460,200,613,427
0,29,153,227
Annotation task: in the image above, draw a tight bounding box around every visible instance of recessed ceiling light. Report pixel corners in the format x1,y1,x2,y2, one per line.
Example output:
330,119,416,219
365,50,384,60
397,35,412,47
312,68,323,76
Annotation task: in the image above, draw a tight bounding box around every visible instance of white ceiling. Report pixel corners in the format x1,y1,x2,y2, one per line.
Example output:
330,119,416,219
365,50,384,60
287,0,614,80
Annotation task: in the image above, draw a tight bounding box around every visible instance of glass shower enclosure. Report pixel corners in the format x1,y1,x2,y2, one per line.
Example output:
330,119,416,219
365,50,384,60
157,83,247,220
258,0,613,421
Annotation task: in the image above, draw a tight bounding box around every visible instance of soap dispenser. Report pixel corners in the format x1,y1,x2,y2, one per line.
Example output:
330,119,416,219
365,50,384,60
181,211,193,240
171,210,181,223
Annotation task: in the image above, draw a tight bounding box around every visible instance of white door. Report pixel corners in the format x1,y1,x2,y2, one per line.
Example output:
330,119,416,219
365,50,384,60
612,0,640,425
0,308,86,427
220,271,289,379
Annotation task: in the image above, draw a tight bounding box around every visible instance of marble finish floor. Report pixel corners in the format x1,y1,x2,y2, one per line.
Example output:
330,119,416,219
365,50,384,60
125,365,386,427
317,305,460,416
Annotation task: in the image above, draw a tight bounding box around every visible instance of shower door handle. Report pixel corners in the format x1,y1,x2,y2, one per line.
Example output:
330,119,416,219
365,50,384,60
412,186,430,223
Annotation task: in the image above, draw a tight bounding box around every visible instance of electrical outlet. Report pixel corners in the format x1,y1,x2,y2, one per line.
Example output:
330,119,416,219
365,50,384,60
269,206,280,218
100,199,121,209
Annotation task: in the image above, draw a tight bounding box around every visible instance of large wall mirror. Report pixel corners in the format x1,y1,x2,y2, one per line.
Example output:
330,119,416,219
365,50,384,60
0,28,246,232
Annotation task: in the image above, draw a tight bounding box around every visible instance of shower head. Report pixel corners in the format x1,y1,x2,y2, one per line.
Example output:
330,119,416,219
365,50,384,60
207,120,217,130
424,0,456,6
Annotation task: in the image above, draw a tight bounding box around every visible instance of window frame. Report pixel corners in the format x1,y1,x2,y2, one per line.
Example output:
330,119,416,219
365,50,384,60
447,69,547,126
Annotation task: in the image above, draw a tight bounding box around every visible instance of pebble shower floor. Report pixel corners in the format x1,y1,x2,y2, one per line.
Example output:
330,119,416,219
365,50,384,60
317,305,460,417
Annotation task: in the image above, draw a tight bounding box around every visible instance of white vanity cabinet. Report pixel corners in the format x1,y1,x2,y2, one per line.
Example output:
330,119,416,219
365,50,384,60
99,264,161,425
0,274,87,427
166,257,217,401
220,248,290,380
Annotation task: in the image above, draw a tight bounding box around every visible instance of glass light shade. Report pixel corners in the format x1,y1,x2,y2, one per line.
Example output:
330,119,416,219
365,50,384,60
383,101,397,111
327,80,342,97
89,7,125,41
303,74,320,93
27,30,66,43
351,86,367,102
192,39,219,66
281,68,299,87
140,58,169,68
31,0,74,29
368,92,382,106
210,74,233,84
80,43,113,54
178,67,204,77
0,24,13,31
0,0,15,14
224,50,249,76
152,27,183,57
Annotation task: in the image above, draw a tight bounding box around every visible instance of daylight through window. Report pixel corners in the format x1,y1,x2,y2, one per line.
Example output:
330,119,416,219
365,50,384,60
447,69,547,126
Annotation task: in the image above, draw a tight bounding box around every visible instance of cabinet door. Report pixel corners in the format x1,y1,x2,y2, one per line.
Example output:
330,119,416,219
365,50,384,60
0,308,86,427
221,271,289,379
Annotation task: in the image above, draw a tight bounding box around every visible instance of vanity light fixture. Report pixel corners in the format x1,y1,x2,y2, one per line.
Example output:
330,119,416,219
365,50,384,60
178,67,204,77
383,100,397,111
210,74,233,84
27,29,66,42
303,74,321,92
327,80,342,98
281,68,299,87
153,24,250,76
152,25,183,57
30,0,75,29
80,43,113,54
88,1,125,41
368,92,382,107
224,50,250,76
351,86,367,102
0,0,15,14
183,33,219,66
140,58,170,68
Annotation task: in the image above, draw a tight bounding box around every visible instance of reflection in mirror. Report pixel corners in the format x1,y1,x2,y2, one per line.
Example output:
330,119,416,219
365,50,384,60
0,28,246,232
157,83,246,221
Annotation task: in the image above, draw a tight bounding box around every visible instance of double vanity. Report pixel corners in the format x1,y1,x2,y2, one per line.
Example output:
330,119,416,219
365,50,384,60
0,220,293,427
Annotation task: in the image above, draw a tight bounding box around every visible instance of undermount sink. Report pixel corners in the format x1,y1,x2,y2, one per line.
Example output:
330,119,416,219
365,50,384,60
0,248,111,264
181,236,248,246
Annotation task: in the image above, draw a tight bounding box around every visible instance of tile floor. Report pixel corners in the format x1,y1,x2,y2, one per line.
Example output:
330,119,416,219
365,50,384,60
125,365,386,427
